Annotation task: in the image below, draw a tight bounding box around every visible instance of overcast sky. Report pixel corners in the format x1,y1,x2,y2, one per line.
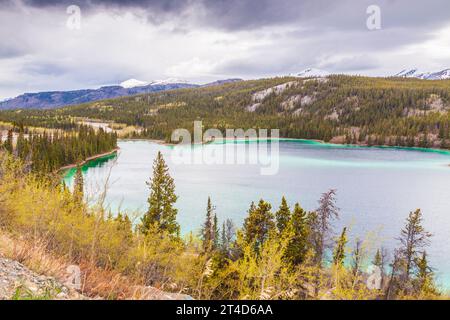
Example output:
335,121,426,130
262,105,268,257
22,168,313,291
1,0,450,99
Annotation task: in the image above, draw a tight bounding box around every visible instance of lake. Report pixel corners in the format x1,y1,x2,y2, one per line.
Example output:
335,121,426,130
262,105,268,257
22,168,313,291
64,139,450,290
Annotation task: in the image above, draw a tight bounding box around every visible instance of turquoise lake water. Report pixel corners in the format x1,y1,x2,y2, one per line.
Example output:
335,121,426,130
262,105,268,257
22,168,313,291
64,139,450,290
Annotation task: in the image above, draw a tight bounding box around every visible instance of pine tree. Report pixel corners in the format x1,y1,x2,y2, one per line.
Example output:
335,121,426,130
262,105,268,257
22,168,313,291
333,227,347,267
373,249,382,267
286,203,309,265
398,209,432,279
201,197,214,252
220,219,235,257
140,151,179,236
213,213,220,250
275,196,291,234
351,239,363,276
73,165,84,203
243,199,275,249
415,251,437,296
4,130,13,153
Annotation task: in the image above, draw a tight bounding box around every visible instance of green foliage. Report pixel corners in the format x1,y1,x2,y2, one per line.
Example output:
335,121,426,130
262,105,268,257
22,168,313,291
286,203,309,265
333,227,348,267
73,165,84,203
243,199,275,250
275,196,291,234
398,209,432,278
201,197,215,252
140,151,180,236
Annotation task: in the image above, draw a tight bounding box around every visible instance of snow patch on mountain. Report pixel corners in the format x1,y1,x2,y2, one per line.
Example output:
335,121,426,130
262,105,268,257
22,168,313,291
120,79,150,88
394,68,450,80
294,68,330,78
151,78,189,85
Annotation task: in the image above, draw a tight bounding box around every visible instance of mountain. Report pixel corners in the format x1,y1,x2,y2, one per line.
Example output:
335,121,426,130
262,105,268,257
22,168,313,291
0,80,199,110
119,79,150,88
0,78,250,110
394,68,450,80
202,78,243,87
294,68,331,78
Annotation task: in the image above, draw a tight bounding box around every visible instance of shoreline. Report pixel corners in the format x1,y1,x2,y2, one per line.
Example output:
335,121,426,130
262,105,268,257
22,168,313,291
120,136,450,156
57,147,120,173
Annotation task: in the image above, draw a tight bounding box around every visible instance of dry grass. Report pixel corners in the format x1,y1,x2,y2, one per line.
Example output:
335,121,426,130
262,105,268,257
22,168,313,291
0,233,66,279
0,231,141,300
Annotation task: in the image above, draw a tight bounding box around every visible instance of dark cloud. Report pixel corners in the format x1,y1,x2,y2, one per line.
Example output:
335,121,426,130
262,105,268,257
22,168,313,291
11,0,450,32
0,0,449,98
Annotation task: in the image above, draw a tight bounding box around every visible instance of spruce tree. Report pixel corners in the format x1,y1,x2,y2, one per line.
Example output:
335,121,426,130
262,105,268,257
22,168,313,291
286,203,309,265
213,213,220,250
275,196,291,234
73,165,84,203
140,151,179,236
416,251,437,296
4,130,13,153
201,197,214,252
398,209,432,279
220,219,235,257
333,227,347,267
243,199,275,249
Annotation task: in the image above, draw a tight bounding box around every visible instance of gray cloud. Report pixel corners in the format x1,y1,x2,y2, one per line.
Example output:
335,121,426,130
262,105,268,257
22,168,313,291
0,0,449,98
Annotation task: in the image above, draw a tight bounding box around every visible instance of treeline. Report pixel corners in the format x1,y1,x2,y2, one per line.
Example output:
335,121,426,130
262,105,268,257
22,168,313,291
0,125,117,173
0,76,449,148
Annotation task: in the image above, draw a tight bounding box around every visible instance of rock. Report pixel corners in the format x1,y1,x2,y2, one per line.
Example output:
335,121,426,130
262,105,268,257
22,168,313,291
0,257,88,300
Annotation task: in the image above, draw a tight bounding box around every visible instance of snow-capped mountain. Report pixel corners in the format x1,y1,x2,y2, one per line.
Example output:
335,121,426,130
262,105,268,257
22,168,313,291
294,68,331,78
394,68,450,80
119,79,150,88
0,78,240,110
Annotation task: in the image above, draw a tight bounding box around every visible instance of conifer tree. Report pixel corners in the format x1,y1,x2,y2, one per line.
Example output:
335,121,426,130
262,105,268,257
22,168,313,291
333,227,347,267
398,209,432,279
213,213,220,250
275,196,291,234
351,239,363,276
220,219,235,257
201,197,214,252
415,251,437,296
286,203,309,265
4,130,13,153
243,199,275,249
140,151,179,236
73,165,84,203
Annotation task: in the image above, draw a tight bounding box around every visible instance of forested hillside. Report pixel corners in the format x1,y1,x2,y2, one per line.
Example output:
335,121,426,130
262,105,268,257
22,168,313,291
0,125,117,173
1,76,449,148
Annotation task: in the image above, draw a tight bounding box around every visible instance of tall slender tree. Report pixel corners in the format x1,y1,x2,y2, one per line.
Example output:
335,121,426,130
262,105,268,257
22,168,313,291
73,165,84,203
275,196,291,234
397,209,432,279
140,151,179,236
415,251,437,296
333,227,347,267
201,197,214,252
4,130,13,153
286,203,309,265
309,189,340,266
